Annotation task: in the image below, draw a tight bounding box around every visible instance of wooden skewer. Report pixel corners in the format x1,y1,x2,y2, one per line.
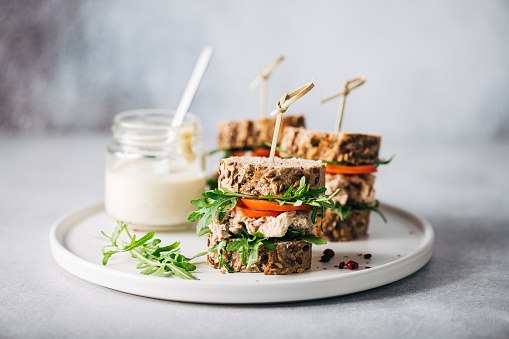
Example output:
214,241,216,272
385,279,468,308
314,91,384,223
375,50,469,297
321,76,366,133
269,82,314,162
250,56,285,118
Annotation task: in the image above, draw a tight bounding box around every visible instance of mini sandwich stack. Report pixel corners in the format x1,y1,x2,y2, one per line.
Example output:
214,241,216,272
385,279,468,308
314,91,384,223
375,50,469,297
216,115,306,157
280,127,383,241
189,156,335,275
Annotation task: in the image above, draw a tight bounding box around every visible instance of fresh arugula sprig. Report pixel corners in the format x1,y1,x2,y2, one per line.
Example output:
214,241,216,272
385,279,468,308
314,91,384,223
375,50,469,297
188,190,238,236
101,221,207,279
209,230,326,271
227,231,274,268
188,176,338,236
266,142,395,167
333,200,388,223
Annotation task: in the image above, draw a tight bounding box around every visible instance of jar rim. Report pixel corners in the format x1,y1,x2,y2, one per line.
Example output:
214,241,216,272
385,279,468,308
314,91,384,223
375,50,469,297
110,108,202,158
113,108,200,131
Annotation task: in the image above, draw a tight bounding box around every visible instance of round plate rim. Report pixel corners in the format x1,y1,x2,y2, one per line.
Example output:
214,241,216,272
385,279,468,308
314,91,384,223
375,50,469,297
49,201,434,304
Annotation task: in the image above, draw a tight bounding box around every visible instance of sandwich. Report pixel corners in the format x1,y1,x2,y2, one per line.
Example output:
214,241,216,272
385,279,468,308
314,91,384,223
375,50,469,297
188,156,337,274
206,115,306,189
213,115,306,157
279,127,391,241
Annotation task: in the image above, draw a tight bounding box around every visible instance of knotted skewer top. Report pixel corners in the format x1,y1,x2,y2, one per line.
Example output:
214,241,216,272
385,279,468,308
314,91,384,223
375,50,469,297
250,56,285,117
322,76,366,133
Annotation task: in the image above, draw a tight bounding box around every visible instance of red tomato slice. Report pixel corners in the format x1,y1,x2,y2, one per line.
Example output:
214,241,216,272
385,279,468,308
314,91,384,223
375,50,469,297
229,147,278,158
238,198,313,212
230,151,246,157
325,163,377,174
252,147,278,157
233,205,282,218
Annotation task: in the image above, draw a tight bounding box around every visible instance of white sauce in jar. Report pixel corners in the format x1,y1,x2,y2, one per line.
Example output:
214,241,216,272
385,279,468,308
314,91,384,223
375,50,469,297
105,160,206,229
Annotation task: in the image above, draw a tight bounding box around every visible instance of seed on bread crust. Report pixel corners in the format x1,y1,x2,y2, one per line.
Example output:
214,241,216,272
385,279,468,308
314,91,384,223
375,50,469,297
280,127,381,165
218,156,325,196
316,209,371,242
217,115,306,149
207,234,312,275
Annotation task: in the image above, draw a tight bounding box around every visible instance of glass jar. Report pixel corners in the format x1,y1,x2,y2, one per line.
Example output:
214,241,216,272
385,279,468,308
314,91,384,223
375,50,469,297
105,109,206,231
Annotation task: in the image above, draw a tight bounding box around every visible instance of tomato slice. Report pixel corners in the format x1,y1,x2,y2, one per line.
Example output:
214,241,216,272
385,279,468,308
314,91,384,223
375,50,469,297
229,147,277,158
252,147,278,157
239,198,313,212
229,151,246,157
233,205,282,218
325,163,377,174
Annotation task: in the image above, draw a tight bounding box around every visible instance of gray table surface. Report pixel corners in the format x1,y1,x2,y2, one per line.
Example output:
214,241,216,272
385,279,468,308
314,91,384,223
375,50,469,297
1,133,508,338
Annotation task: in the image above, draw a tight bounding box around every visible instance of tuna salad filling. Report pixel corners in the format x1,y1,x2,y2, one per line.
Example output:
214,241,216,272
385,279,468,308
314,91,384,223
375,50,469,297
209,209,316,243
325,173,376,206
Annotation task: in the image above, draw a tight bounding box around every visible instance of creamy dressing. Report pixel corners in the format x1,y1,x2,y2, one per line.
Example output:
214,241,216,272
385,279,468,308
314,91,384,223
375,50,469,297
105,160,206,228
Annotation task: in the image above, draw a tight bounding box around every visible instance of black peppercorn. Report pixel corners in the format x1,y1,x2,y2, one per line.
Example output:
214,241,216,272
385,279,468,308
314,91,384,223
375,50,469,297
320,255,330,263
323,249,335,258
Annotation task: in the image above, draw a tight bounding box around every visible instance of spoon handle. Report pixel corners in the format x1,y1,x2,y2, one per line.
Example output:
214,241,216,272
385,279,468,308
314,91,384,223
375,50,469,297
172,46,214,127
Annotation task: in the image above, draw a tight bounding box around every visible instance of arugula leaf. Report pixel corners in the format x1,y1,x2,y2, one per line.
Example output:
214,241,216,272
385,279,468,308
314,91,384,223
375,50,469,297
209,238,228,269
373,154,396,167
365,200,388,223
101,221,206,279
335,204,352,221
189,191,237,235
262,239,275,251
300,235,328,245
226,238,243,252
208,231,271,270
332,200,387,223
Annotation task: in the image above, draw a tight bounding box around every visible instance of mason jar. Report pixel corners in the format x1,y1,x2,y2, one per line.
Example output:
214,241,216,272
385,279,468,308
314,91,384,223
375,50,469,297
105,109,206,231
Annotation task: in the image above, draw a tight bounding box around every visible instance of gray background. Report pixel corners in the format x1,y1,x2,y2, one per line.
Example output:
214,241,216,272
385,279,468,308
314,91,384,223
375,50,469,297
1,0,509,143
1,2,509,337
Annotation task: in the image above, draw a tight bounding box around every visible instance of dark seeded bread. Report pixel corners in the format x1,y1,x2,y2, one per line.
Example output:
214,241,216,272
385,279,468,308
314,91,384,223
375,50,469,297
280,127,381,165
207,234,312,274
316,209,371,241
217,115,306,149
218,156,325,196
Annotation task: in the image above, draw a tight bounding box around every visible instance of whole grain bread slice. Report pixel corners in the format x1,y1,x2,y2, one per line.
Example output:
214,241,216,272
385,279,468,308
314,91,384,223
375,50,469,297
217,115,305,149
316,209,371,241
280,127,381,165
207,234,312,274
218,156,325,196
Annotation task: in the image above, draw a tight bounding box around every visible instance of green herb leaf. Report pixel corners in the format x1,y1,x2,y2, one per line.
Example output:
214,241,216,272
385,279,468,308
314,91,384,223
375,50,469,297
168,263,196,280
333,200,388,223
101,221,205,279
335,204,351,221
226,238,243,251
102,251,116,265
300,235,328,245
189,193,238,236
262,239,275,251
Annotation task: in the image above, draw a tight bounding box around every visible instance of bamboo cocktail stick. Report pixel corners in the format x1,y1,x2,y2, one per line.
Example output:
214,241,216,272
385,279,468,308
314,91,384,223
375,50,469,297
321,76,365,133
250,56,285,118
269,82,314,162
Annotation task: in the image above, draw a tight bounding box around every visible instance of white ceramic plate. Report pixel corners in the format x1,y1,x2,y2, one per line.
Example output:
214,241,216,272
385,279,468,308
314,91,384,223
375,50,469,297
49,202,434,304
